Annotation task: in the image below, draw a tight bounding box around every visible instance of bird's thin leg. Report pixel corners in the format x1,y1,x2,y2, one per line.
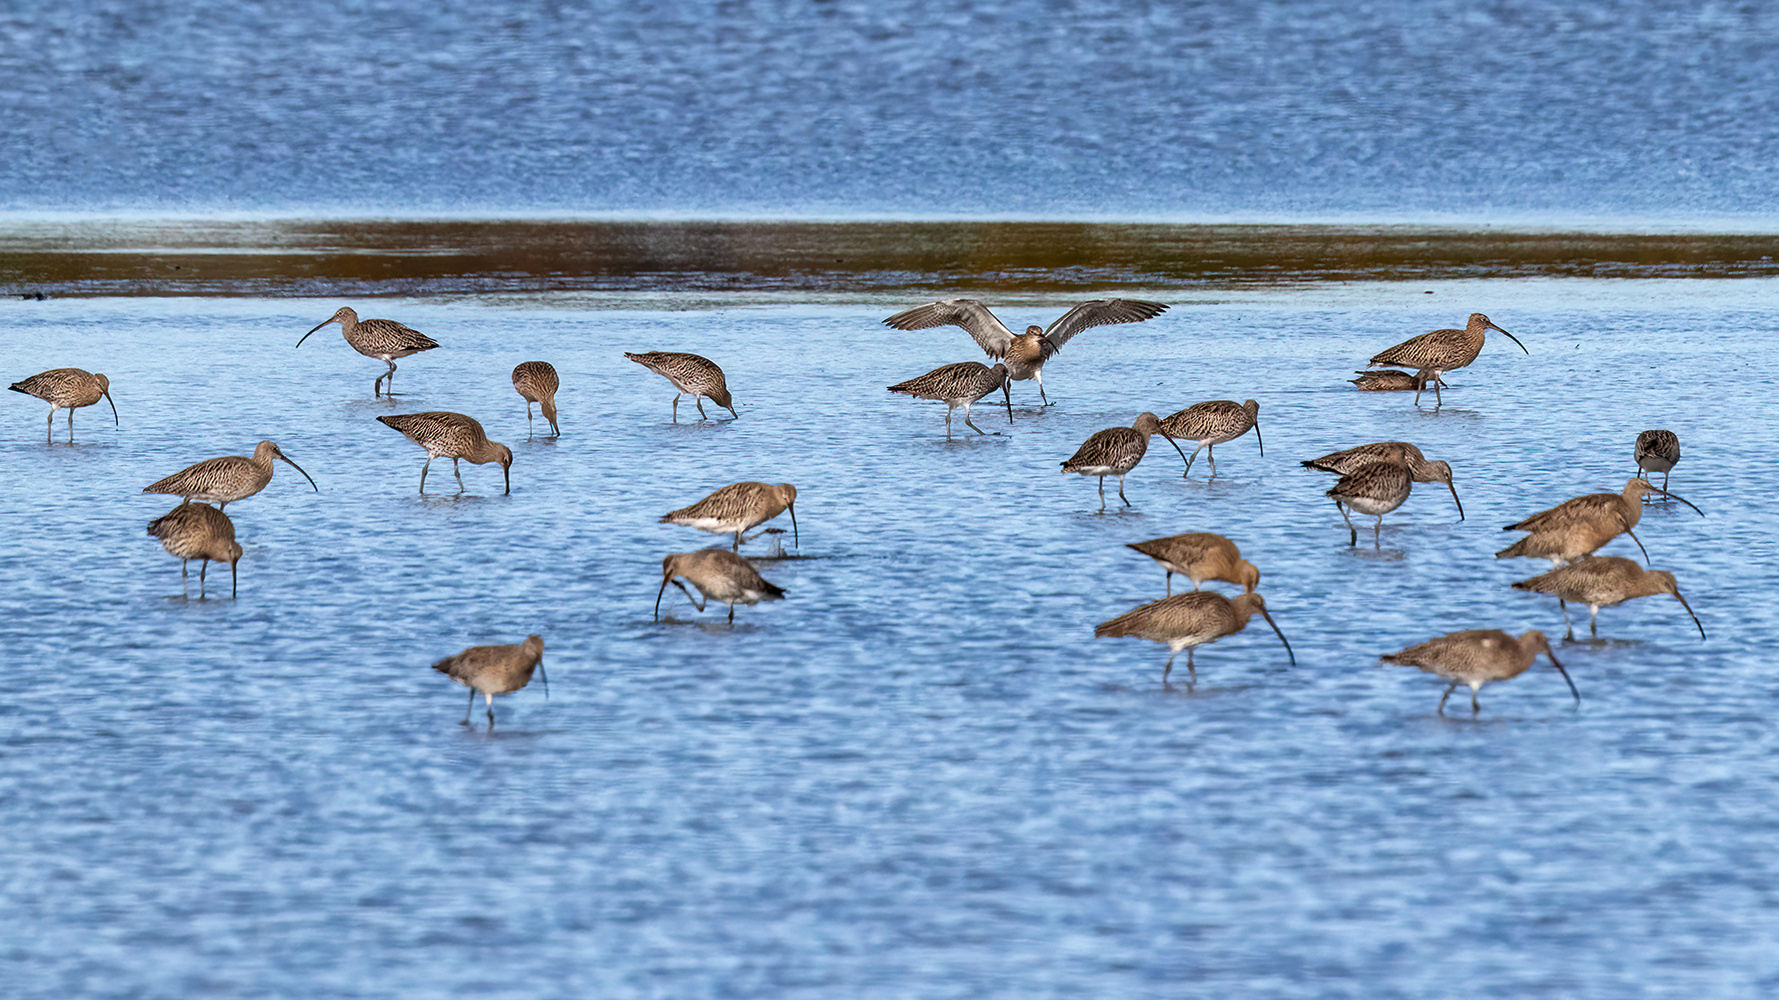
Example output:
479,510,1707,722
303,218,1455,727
486,695,495,728
1433,380,1443,408
1035,370,1050,406
1183,444,1204,478
452,458,466,494
671,393,681,423
696,396,709,420
1335,500,1357,546
1186,648,1197,683
943,407,953,440
1162,651,1175,683
198,559,209,599
1207,445,1217,478
963,402,984,435
1165,571,1173,596
526,403,535,440
462,688,475,725
1662,469,1670,491
419,457,433,494
727,603,736,626
672,579,705,611
1589,607,1599,638
1118,476,1130,507
1373,515,1383,549
1437,683,1456,715
1096,475,1107,511
732,530,742,552
45,408,54,443
66,407,75,443
180,558,189,580
1559,599,1574,641
1470,688,1481,716
383,360,400,396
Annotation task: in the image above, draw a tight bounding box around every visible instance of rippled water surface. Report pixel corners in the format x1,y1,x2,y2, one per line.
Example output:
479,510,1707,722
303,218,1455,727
5,273,1777,997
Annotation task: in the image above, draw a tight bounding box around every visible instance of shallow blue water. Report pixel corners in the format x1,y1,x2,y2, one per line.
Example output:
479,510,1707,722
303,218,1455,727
4,0,1779,220
4,279,1777,997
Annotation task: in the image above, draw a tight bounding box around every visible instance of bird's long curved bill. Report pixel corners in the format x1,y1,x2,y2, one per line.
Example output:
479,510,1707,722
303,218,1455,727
1260,609,1296,666
1624,527,1651,566
654,576,671,620
280,453,320,492
1001,382,1013,424
1160,433,1189,465
1652,486,1703,516
788,502,799,547
1672,592,1707,640
1446,481,1465,521
1493,323,1530,355
1252,420,1264,457
502,464,511,495
102,389,119,426
1547,651,1581,705
295,319,332,348
537,659,550,700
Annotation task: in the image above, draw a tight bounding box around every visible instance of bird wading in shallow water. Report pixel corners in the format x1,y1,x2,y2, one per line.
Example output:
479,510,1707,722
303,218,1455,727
297,306,440,398
1366,313,1526,405
1123,532,1259,595
432,635,548,728
146,502,241,599
625,351,736,421
1381,629,1578,716
655,549,786,625
886,361,1012,438
8,368,118,443
660,482,798,552
883,297,1168,406
512,361,561,438
1060,412,1187,511
1497,479,1701,567
1633,429,1680,491
142,440,318,510
1511,557,1705,641
1095,590,1294,686
376,412,513,495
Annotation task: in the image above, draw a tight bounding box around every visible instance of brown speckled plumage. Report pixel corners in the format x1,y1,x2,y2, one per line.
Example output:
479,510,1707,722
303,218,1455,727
143,440,318,509
886,361,1012,438
377,412,513,495
146,502,242,598
1095,590,1293,684
1497,479,1701,567
1060,412,1187,511
1633,429,1680,490
1124,532,1259,595
655,549,786,625
512,361,560,438
433,635,547,727
625,351,735,421
297,306,440,397
1512,556,1705,641
660,482,798,551
9,368,117,442
1382,629,1577,716
1157,399,1261,477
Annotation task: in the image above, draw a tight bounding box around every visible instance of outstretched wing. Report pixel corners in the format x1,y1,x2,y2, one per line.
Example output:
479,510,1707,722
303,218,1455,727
883,299,1016,358
1042,298,1169,349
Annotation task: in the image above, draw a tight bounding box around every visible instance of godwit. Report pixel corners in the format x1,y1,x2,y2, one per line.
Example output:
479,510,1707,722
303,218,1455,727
655,549,786,625
1303,443,1463,522
1366,313,1527,400
9,368,118,443
1094,590,1294,685
512,361,560,438
376,412,513,495
885,361,1012,438
1634,429,1680,491
1124,532,1259,595
1348,369,1446,394
1381,629,1578,716
1511,556,1706,641
146,502,241,599
1060,412,1186,511
297,306,439,397
1496,479,1701,567
660,482,798,551
1157,399,1262,477
432,634,547,728
142,440,318,509
882,297,1168,405
624,351,736,421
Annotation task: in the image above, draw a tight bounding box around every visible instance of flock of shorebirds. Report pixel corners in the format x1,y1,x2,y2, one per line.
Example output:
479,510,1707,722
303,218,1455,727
9,300,1704,723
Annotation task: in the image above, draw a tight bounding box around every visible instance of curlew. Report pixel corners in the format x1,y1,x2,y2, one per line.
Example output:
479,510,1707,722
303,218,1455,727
1060,412,1187,511
1349,368,1446,394
1381,629,1578,716
1124,532,1259,595
297,306,440,397
1497,479,1701,567
1304,443,1464,523
1367,313,1527,401
1633,429,1680,491
9,368,118,443
146,502,241,599
655,549,786,625
886,361,1012,439
883,297,1168,405
625,351,736,421
432,635,548,728
376,412,513,495
512,361,560,438
1325,460,1461,547
143,440,318,509
660,482,798,552
1095,590,1294,685
1157,399,1262,477
1511,556,1705,641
